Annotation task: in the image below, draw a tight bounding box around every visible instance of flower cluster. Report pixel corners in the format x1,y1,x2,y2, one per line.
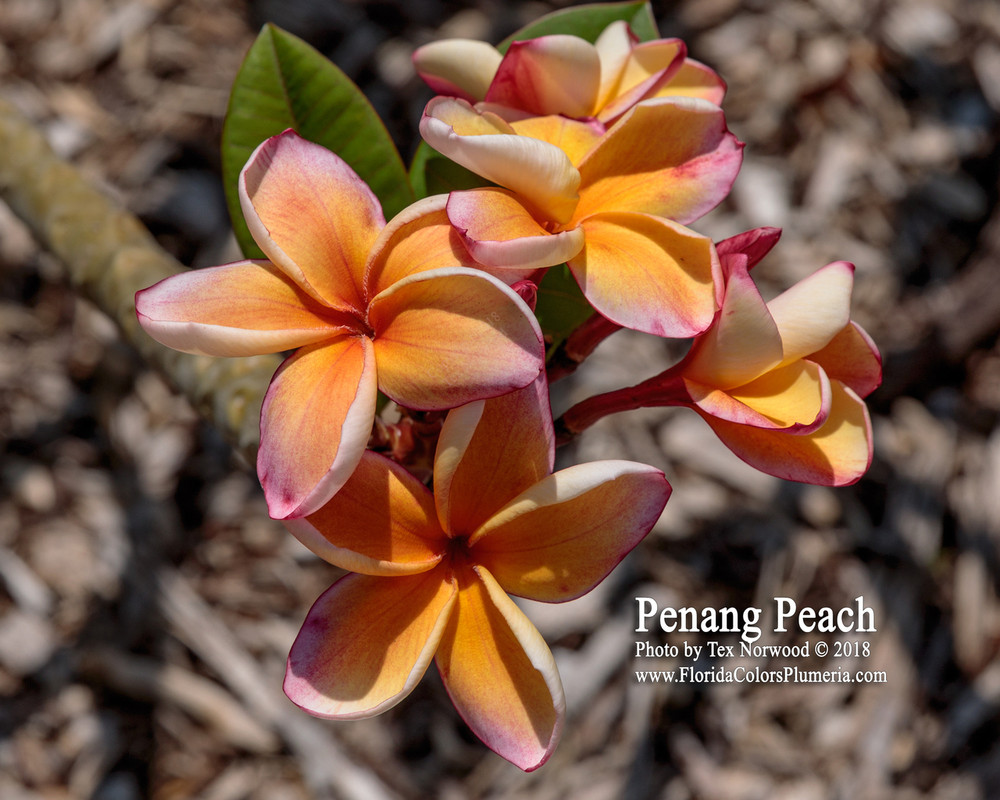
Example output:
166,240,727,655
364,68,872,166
135,7,880,772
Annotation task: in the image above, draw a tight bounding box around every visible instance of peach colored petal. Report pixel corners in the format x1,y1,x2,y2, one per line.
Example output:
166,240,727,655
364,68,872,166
284,570,456,718
446,188,585,269
471,461,669,601
434,376,554,537
681,253,783,389
258,336,377,520
575,97,742,224
569,212,718,337
727,360,831,431
420,97,581,224
594,20,637,111
683,380,796,429
508,114,604,165
436,566,563,771
135,260,352,356
412,39,503,102
698,381,873,486
239,130,383,312
369,267,542,410
767,261,854,367
364,195,478,296
283,451,445,576
486,35,600,118
657,58,727,105
597,38,686,122
808,321,882,398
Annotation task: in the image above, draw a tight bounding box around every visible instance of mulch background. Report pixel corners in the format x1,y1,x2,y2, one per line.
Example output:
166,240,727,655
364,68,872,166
2,0,1000,797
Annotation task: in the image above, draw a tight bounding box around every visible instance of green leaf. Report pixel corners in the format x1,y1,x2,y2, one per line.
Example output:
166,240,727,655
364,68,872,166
534,265,595,357
222,24,414,258
408,141,490,200
498,1,658,52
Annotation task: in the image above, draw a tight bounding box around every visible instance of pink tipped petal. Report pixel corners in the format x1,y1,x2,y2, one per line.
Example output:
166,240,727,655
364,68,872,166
594,20,637,109
413,39,503,102
370,267,542,410
808,321,882,398
285,571,456,719
239,131,383,312
655,59,727,105
258,336,377,520
365,195,478,296
283,451,445,576
434,376,554,536
437,567,564,771
683,381,801,429
472,461,670,602
569,212,718,337
768,261,855,366
698,381,873,486
682,257,783,389
420,98,581,224
597,38,686,122
135,261,351,356
447,188,585,269
727,360,831,431
716,226,782,268
486,36,601,118
576,98,743,224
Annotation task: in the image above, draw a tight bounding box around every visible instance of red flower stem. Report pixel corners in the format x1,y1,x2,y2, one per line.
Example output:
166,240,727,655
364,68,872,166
555,369,689,445
546,313,622,382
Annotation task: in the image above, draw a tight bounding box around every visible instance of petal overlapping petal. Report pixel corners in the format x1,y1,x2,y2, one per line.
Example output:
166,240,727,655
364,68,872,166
681,255,783,389
436,566,563,771
569,212,718,337
285,571,456,718
135,261,352,356
698,381,873,486
471,461,669,601
593,20,635,109
258,336,378,520
655,59,727,105
575,98,743,224
726,360,831,431
486,36,600,118
682,381,795,429
508,115,603,165
597,38,686,122
284,451,445,576
370,268,542,409
808,321,882,398
767,261,854,366
239,131,383,312
364,195,479,295
420,98,581,223
446,188,585,269
434,377,554,537
412,39,504,102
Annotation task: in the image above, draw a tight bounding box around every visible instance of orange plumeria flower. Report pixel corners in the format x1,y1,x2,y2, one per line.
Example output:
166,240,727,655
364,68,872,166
419,96,740,337
413,20,725,124
562,228,882,485
282,379,671,770
135,131,543,519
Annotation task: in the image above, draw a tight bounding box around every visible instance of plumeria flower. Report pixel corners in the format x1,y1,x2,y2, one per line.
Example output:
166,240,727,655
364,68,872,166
413,20,725,124
135,131,544,520
420,96,741,337
561,228,881,485
282,379,671,770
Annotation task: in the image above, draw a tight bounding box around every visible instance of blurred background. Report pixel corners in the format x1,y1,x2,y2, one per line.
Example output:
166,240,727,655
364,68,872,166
2,0,1000,797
